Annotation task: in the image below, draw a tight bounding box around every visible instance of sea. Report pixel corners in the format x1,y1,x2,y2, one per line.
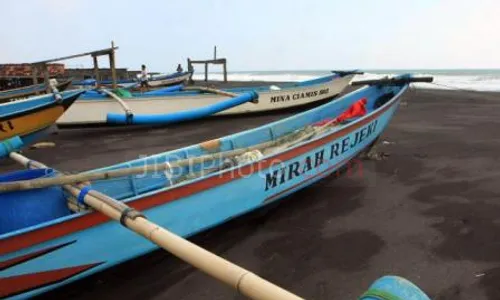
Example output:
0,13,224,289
192,69,500,92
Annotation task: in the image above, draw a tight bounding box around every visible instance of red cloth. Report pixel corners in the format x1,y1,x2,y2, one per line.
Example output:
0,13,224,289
313,98,368,126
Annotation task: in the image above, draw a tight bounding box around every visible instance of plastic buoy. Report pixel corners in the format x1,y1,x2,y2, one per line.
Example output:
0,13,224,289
0,136,23,158
361,276,431,300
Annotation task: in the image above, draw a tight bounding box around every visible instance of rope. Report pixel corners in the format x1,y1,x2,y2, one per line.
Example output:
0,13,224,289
49,80,63,103
419,82,499,101
164,161,173,186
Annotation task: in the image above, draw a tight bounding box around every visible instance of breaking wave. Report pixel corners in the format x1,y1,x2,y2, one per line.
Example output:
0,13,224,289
192,70,500,92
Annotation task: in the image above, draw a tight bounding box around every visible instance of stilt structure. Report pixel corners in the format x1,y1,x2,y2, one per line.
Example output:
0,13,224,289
31,41,119,92
187,46,227,82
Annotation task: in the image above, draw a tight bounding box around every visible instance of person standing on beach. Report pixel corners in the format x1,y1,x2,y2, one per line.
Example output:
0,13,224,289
187,61,194,84
140,64,149,92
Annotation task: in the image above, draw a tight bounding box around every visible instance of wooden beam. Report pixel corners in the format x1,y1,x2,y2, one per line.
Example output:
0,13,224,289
109,53,117,89
110,41,117,89
190,58,226,64
32,46,119,64
223,61,227,82
93,55,100,87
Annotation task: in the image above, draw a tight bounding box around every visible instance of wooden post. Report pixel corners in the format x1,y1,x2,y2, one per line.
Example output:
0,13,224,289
223,59,227,82
43,64,50,93
93,55,100,87
110,41,117,89
214,45,217,60
204,63,208,81
31,65,38,88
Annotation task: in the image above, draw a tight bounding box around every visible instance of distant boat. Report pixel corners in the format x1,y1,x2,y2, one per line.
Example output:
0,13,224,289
0,90,84,154
143,71,193,88
0,74,432,299
57,72,356,126
71,71,193,89
0,79,72,103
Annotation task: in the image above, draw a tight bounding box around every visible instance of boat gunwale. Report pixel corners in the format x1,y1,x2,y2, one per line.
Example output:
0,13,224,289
0,90,84,122
0,80,73,100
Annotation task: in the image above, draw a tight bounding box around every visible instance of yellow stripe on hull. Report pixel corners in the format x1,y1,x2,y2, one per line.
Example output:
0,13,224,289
0,106,65,140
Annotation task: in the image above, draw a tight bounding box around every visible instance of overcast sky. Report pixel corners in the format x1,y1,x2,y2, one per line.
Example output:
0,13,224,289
2,0,499,72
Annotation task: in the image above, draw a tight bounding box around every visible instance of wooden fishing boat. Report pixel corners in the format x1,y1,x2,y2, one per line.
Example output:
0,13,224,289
143,71,193,88
0,79,72,103
56,72,357,126
0,90,85,155
71,71,193,89
0,74,432,299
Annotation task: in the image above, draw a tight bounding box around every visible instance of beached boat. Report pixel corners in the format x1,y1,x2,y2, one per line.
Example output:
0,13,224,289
71,71,192,89
0,74,432,299
0,79,72,103
56,72,356,126
144,71,193,88
0,90,84,155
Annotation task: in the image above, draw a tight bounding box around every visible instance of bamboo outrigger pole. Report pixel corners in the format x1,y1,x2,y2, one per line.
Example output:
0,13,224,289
0,118,341,193
99,89,133,117
182,86,238,98
0,126,319,193
8,152,303,300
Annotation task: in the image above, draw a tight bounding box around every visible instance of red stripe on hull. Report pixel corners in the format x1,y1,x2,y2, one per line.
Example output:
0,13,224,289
0,241,75,271
0,262,103,298
0,98,399,256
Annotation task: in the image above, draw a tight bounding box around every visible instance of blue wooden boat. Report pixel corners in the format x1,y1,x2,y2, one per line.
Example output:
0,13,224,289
0,74,432,299
0,80,72,103
0,90,85,156
72,71,193,88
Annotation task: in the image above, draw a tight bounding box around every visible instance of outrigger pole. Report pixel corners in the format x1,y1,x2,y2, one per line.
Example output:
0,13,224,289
7,152,304,300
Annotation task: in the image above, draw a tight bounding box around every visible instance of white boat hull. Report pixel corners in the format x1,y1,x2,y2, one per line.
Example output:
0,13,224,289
57,75,354,126
147,72,192,87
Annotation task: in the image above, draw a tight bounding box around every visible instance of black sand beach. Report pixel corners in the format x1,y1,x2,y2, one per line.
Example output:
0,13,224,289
2,86,500,300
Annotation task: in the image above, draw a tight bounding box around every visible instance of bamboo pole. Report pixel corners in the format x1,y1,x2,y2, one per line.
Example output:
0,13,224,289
8,152,303,300
0,118,342,194
182,86,238,98
100,89,133,117
0,126,321,193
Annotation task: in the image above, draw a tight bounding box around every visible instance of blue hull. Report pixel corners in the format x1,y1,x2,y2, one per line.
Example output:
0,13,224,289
72,71,192,87
1,76,414,299
0,90,85,157
0,80,72,102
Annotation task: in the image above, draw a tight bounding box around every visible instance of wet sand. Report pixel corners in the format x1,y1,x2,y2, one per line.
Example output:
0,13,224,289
3,86,500,300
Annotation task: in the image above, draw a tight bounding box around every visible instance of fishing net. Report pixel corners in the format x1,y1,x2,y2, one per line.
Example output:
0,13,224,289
112,88,133,99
